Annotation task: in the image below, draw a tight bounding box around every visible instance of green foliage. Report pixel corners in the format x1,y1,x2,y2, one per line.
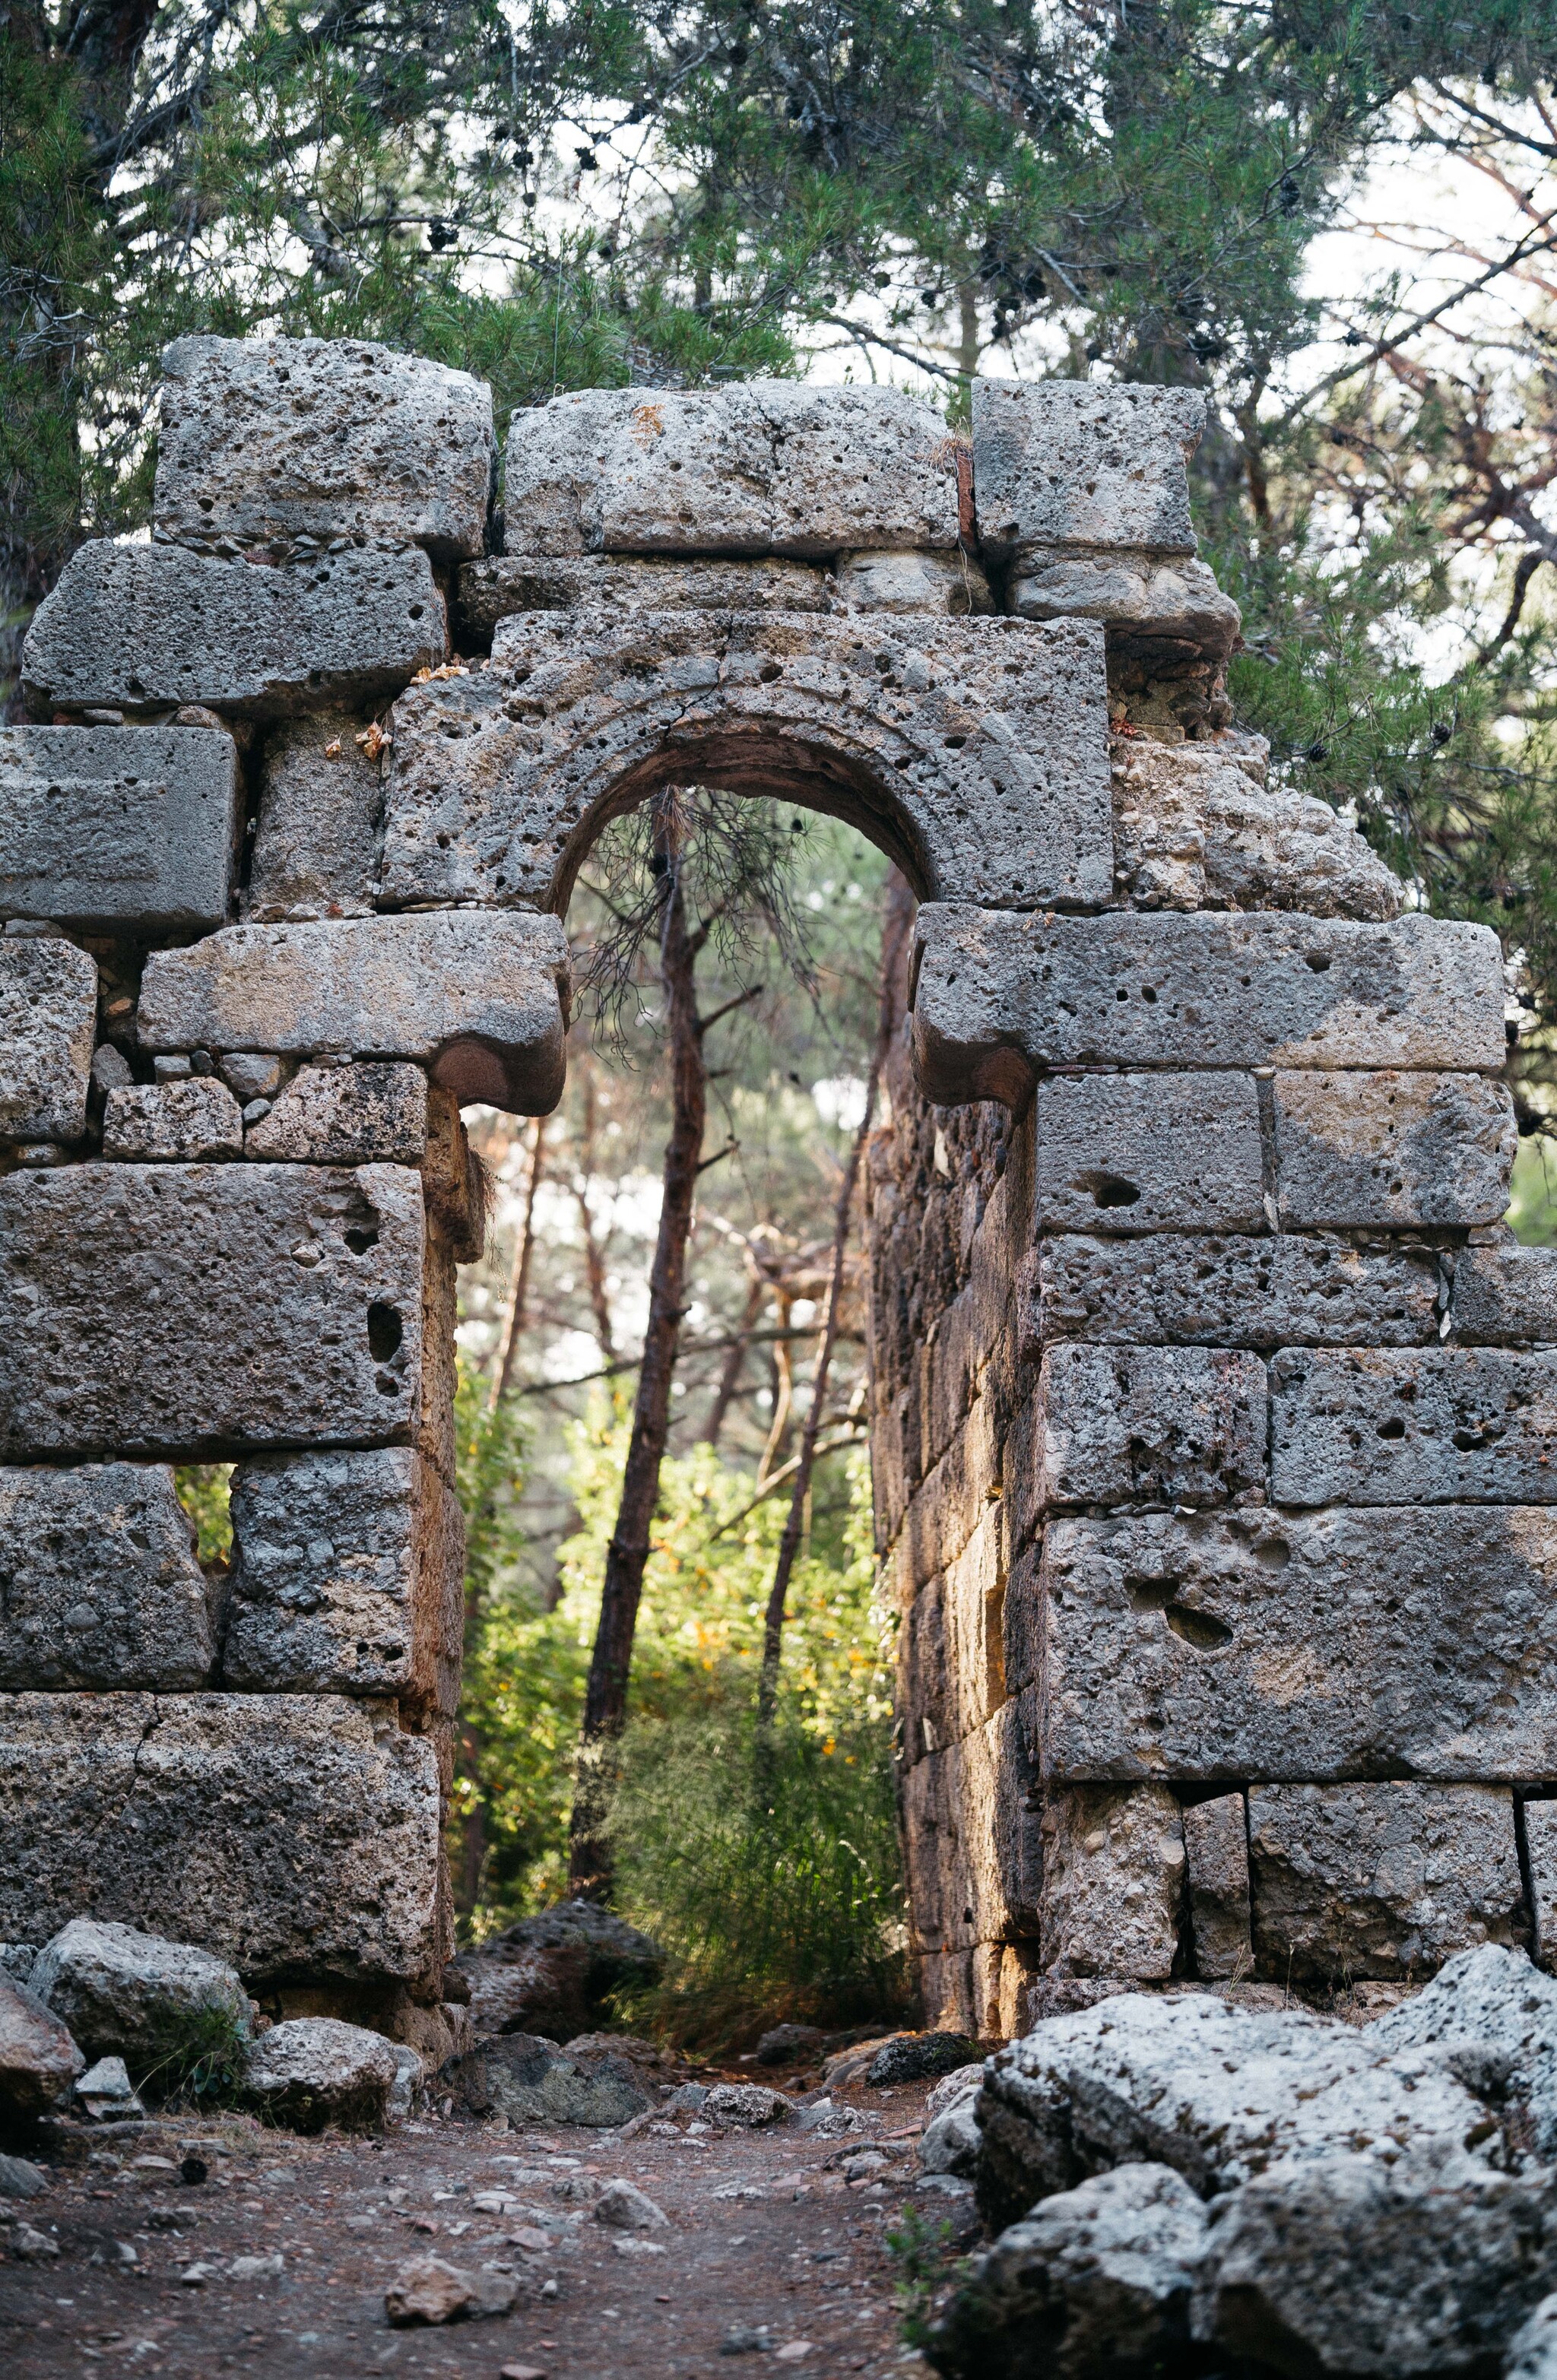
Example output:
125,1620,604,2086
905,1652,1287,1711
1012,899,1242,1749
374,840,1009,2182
886,2205,962,2350
126,1996,252,2105
173,1465,233,1566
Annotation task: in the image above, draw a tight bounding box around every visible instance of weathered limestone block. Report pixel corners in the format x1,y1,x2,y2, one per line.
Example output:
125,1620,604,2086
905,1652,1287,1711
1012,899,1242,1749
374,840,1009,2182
0,1464,215,1691
0,938,96,1144
942,1507,1007,1742
912,907,1503,1106
1451,1244,1557,1345
0,1691,443,1982
972,380,1203,563
381,611,1113,912
836,549,993,615
0,1162,425,1460
1036,1507,1557,1783
1012,553,1238,668
457,552,831,639
1246,1783,1524,1982
1183,1794,1252,1980
1035,1345,1267,1510
1031,1072,1264,1236
1039,1785,1185,1980
1526,1802,1557,1972
22,541,446,721
154,334,495,561
504,382,959,556
246,710,383,920
0,724,240,933
1271,1347,1557,1506
102,1076,244,1161
1111,737,1403,920
903,1700,1042,1949
898,1574,952,1763
1273,1069,1516,1228
225,1448,463,1713
1032,1232,1442,1350
138,911,569,1114
245,1061,428,1164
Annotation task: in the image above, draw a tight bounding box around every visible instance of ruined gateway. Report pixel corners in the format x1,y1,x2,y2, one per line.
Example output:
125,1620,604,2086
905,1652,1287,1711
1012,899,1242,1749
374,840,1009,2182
2,336,1550,2055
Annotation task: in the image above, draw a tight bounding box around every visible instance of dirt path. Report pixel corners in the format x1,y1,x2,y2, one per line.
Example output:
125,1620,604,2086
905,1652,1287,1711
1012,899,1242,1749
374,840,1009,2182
2,2075,967,2378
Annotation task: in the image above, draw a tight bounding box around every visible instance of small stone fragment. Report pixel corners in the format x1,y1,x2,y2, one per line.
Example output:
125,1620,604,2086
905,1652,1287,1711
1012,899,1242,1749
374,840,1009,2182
835,549,993,615
385,2252,518,2325
442,2033,649,2128
0,2152,47,2198
864,2035,978,2087
103,1077,244,1161
10,2221,59,2259
216,1052,283,1104
75,2055,145,2119
594,2179,669,2230
703,2082,794,2126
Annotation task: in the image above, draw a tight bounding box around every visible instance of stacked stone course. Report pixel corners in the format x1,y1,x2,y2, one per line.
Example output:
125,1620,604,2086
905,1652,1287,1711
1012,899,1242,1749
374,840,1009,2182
0,338,1542,2047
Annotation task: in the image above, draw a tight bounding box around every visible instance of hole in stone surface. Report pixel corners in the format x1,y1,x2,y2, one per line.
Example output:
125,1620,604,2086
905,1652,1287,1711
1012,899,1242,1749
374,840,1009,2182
344,1225,379,1256
367,1302,403,1361
1305,953,1333,972
1164,1605,1233,1650
1377,1416,1406,1439
1079,1171,1141,1209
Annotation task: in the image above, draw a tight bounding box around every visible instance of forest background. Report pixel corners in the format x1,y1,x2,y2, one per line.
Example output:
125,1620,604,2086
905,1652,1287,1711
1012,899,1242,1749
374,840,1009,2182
12,0,1557,2036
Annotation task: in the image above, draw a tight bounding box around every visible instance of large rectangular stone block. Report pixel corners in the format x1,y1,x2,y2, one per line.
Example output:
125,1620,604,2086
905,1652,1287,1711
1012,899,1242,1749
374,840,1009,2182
245,710,382,920
504,382,960,556
1033,1231,1442,1348
224,1447,463,1713
244,1061,429,1164
1039,1783,1185,1981
1032,1072,1264,1235
1035,1345,1267,1509
0,1691,442,1982
138,911,570,1114
972,380,1203,563
1247,1783,1524,1982
1273,1070,1515,1228
0,936,96,1144
1037,1507,1557,1783
154,334,495,562
1270,1346,1557,1504
0,725,239,933
381,610,1114,913
22,541,445,721
456,552,832,637
911,907,1505,1107
1452,1244,1557,1345
902,1698,1042,1950
942,1507,1007,1743
0,1162,426,1460
0,1464,215,1690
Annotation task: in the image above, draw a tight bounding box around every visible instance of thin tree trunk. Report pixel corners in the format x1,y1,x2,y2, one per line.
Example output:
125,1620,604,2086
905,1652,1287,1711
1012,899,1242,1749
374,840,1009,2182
701,1276,765,1448
490,1115,547,1409
756,1291,794,1483
569,819,706,1897
573,1060,617,1361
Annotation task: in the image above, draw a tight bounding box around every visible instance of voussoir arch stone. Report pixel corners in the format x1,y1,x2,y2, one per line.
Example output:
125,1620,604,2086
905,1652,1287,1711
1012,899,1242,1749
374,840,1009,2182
379,607,1115,913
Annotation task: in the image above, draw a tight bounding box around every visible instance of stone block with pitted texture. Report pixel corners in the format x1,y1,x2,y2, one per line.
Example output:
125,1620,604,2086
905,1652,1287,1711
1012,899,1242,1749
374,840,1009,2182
245,709,384,920
103,1076,244,1162
0,724,239,934
0,1464,216,1691
379,610,1114,913
1032,1232,1443,1349
1034,1507,1557,1783
1031,1072,1264,1236
137,911,570,1114
22,540,446,721
972,379,1204,563
1270,1346,1557,1505
154,334,495,561
1035,1345,1267,1510
0,938,96,1145
0,1691,444,1983
504,381,960,556
244,1061,429,1165
458,551,833,639
1038,1784,1186,1980
1184,1793,1252,1979
1273,1069,1517,1228
0,1162,425,1460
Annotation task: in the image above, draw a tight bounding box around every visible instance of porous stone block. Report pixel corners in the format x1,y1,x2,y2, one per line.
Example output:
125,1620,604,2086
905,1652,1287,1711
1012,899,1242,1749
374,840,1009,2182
1270,1346,1557,1505
0,1463,214,1690
22,540,446,721
1273,1069,1516,1228
382,610,1113,912
138,911,569,1114
244,1061,428,1164
225,1447,462,1713
972,380,1203,563
1032,1232,1441,1349
102,1076,244,1161
835,549,993,615
1526,1802,1557,1972
942,1508,1007,1741
1110,737,1403,920
0,1162,425,1460
1037,1507,1557,1783
0,938,96,1144
1031,1072,1264,1236
912,907,1505,1106
456,553,831,637
1183,1794,1252,1980
505,382,959,556
1246,1783,1524,1982
0,724,239,933
1451,1244,1557,1345
1035,1345,1267,1510
902,1701,1042,1949
245,710,383,920
0,1691,443,1983
1011,552,1238,667
1039,1784,1185,1979
154,334,495,561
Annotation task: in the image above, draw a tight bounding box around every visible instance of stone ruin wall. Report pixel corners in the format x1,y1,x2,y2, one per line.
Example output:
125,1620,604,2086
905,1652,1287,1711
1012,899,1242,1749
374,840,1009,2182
1,337,1550,2050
